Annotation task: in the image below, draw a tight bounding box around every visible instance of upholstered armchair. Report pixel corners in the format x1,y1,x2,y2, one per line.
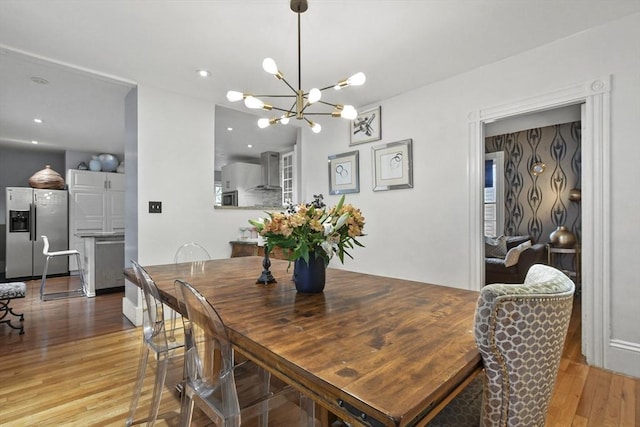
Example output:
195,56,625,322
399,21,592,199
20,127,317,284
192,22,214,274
485,235,547,285
429,264,575,426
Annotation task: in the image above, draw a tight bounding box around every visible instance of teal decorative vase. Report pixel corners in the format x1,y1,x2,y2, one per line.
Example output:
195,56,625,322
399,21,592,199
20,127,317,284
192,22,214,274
293,251,327,293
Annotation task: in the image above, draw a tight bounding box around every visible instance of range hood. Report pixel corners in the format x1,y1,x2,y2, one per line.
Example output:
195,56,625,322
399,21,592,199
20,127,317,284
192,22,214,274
255,151,281,190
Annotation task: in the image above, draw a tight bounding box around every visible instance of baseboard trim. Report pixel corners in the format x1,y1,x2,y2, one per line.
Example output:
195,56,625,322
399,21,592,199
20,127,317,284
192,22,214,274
122,296,143,327
607,339,640,378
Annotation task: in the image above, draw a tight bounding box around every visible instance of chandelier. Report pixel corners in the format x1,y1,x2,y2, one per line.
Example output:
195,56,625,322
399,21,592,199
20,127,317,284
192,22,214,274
226,0,365,134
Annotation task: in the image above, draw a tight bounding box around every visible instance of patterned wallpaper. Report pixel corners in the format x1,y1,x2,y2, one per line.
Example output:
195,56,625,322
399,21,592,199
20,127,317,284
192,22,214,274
485,121,581,244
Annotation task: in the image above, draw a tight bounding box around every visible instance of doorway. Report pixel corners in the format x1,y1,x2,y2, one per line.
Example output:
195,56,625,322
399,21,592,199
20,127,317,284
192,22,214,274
468,76,611,369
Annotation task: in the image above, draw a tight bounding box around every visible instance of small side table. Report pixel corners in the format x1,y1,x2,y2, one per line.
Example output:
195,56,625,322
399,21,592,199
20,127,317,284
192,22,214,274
547,244,581,287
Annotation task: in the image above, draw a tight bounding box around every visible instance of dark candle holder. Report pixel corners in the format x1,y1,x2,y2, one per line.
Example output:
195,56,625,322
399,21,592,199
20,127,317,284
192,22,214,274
256,245,277,285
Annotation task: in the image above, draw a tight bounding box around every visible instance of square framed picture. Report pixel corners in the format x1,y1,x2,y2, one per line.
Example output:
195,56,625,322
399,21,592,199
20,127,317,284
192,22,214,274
350,106,381,145
372,139,413,191
328,150,360,195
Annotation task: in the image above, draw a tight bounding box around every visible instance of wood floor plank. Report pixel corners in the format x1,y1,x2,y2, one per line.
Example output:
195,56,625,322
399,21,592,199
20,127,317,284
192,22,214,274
603,374,624,426
636,377,640,427
618,375,636,427
548,360,590,426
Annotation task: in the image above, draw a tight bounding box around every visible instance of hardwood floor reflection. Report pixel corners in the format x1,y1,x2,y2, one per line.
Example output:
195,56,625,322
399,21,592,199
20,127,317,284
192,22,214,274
0,277,638,426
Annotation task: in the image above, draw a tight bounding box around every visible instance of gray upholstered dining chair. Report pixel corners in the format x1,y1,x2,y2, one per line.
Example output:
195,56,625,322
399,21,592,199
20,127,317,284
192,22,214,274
429,264,575,427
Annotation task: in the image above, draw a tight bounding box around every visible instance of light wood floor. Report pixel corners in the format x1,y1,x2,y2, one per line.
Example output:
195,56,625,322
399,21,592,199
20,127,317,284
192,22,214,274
1,277,639,426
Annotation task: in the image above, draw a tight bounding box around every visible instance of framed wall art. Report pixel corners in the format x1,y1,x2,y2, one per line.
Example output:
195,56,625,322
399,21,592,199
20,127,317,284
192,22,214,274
350,106,381,145
372,139,413,191
328,150,360,195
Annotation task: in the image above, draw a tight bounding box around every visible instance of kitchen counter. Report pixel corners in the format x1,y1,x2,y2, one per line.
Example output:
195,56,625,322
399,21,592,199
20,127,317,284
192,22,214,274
75,231,124,238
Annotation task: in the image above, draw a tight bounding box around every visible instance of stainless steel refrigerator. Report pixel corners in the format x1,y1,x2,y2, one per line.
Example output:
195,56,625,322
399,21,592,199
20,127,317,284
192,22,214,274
5,187,69,279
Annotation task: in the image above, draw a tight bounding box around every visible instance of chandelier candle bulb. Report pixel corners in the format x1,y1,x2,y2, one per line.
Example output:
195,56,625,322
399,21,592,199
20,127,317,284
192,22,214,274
341,105,357,119
262,58,283,79
308,88,321,103
244,96,263,109
226,91,244,102
347,72,366,86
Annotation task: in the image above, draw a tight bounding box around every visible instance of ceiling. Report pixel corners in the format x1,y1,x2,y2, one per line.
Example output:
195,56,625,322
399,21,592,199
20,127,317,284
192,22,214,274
1,0,639,168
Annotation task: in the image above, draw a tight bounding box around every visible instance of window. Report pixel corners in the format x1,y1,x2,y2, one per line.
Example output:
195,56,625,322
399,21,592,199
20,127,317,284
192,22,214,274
484,152,504,237
214,182,222,206
282,151,294,205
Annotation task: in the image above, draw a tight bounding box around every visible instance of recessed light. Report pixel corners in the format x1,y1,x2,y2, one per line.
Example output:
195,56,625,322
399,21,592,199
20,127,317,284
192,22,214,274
33,118,44,124
31,140,38,144
247,144,253,148
227,127,233,131
30,76,49,85
196,69,211,78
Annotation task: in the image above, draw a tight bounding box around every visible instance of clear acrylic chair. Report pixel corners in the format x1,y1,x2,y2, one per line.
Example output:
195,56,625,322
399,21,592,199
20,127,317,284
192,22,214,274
126,260,184,427
170,242,211,340
40,235,86,300
174,242,211,266
174,279,315,427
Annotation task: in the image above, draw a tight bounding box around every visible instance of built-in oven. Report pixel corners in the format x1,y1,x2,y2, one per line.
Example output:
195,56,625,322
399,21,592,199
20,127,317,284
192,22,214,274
222,190,238,207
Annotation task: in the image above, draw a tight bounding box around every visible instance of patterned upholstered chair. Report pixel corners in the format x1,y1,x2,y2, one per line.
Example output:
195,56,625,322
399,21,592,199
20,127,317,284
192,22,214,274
429,264,575,426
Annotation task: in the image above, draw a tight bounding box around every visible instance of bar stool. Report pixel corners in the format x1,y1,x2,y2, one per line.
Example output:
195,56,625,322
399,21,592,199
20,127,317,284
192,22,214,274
40,235,86,301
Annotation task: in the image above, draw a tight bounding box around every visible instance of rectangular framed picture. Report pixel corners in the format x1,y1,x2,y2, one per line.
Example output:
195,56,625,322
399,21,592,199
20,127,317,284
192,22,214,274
350,106,381,145
328,150,360,195
372,139,413,191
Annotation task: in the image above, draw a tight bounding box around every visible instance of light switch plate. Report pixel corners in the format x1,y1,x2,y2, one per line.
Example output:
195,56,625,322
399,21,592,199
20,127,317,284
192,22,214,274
149,201,162,213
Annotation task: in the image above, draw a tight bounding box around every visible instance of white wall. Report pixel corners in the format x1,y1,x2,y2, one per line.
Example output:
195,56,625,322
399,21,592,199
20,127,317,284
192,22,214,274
134,85,269,266
130,13,640,376
300,13,640,377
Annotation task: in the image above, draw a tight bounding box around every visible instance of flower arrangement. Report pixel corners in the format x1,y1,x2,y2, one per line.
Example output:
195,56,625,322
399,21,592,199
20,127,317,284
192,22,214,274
249,194,365,264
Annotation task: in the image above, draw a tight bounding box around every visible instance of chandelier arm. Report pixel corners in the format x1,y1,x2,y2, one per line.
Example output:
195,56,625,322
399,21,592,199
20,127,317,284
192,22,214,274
279,76,299,94
252,94,297,98
317,100,339,108
318,84,337,91
300,102,313,114
301,112,335,116
270,106,295,113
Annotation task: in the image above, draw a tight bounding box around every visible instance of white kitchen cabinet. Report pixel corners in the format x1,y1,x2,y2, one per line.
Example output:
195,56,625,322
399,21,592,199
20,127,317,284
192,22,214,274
67,169,125,270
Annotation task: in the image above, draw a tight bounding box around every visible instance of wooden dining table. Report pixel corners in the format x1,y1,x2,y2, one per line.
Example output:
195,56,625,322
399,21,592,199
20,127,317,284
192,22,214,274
124,256,482,427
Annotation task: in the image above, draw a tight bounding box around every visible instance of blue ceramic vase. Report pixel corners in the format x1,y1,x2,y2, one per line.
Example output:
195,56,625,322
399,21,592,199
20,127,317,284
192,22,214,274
293,251,327,293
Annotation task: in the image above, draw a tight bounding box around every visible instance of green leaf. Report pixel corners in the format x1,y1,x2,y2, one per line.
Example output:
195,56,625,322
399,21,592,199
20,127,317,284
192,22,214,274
334,194,345,213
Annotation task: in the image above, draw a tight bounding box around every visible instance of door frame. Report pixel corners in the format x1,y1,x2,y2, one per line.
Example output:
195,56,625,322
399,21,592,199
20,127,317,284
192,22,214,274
467,76,611,368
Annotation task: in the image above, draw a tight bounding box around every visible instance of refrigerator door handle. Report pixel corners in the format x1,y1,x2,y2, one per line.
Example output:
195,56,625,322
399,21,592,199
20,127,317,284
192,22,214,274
29,203,36,242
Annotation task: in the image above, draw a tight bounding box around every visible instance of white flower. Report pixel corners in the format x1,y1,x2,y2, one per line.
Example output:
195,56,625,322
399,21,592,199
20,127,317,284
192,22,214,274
321,241,335,259
335,212,349,230
323,222,334,236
